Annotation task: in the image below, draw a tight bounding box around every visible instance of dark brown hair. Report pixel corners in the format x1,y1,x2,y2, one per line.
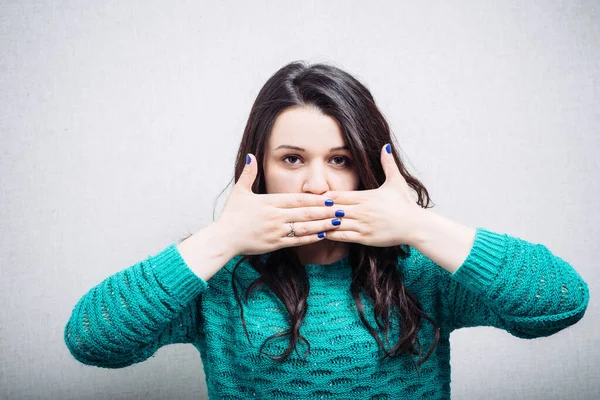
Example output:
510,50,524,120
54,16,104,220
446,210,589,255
181,61,439,372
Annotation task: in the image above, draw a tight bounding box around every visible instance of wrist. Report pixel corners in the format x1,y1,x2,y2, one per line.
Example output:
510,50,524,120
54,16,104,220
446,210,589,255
408,208,477,273
207,220,239,260
176,222,237,282
407,207,432,248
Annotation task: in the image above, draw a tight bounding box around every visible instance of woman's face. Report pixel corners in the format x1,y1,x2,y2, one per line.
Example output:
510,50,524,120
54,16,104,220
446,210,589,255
263,106,360,195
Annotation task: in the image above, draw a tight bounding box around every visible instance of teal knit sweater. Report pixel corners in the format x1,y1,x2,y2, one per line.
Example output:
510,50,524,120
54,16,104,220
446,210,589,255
64,228,589,399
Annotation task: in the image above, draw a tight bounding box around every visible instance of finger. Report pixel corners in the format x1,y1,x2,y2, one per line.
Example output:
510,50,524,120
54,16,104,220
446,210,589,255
283,206,353,223
266,192,336,209
236,153,258,193
283,216,364,239
321,189,365,205
280,216,344,238
280,231,329,247
319,218,362,233
322,230,362,243
381,143,401,183
381,143,411,189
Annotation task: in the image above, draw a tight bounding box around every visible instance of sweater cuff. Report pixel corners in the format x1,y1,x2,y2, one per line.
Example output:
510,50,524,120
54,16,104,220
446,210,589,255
148,244,209,305
450,228,508,293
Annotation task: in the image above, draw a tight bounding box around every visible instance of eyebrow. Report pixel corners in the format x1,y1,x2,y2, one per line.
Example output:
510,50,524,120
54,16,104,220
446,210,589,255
274,145,349,152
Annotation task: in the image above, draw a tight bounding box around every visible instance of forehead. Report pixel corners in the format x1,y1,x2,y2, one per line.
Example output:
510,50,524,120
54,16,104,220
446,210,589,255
268,106,345,148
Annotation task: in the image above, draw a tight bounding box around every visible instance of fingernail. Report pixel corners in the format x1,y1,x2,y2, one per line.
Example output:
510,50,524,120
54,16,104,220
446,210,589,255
325,199,334,206
318,232,326,239
331,218,341,226
335,210,344,217
386,143,391,154
246,154,251,165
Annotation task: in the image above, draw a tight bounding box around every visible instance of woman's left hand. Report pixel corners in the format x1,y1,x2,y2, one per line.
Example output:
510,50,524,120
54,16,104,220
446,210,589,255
322,143,425,247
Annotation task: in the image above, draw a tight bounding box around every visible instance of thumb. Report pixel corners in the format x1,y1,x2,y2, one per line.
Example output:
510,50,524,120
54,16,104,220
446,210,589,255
380,143,399,184
237,153,258,193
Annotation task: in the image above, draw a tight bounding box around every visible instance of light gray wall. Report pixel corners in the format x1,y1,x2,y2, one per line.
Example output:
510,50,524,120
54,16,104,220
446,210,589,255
1,1,598,399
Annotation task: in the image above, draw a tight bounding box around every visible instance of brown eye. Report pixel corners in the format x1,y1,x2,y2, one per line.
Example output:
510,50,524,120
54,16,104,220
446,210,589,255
331,156,350,167
283,155,302,165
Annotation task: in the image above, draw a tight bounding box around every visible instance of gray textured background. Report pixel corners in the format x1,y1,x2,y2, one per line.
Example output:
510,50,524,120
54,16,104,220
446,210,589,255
1,1,598,399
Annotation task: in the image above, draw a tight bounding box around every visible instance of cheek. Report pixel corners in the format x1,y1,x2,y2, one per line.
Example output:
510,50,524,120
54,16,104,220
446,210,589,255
264,168,296,193
344,169,361,190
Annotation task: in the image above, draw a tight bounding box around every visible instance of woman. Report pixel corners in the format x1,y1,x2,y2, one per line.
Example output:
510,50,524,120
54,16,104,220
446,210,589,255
64,61,590,399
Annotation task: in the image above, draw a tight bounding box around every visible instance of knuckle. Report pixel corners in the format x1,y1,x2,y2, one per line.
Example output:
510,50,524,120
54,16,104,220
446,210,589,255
267,211,280,223
299,224,310,236
303,208,313,221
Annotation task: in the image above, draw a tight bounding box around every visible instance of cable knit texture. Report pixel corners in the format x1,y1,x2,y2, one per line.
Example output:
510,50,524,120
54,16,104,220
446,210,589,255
64,227,589,399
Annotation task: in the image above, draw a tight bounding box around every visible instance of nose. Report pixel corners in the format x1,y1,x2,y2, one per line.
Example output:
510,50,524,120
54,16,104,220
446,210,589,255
302,162,330,195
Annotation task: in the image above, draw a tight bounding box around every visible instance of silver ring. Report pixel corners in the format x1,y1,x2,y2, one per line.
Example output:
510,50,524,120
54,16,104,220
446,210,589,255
287,222,296,237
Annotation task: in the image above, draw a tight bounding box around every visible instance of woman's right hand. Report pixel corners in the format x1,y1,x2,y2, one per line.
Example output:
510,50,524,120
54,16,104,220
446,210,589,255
216,153,343,257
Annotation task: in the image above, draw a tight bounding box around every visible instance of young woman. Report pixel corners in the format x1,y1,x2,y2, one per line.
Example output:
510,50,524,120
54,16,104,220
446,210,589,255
64,61,590,399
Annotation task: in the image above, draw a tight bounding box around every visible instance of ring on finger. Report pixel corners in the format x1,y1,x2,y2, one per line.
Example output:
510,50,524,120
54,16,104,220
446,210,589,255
287,222,296,237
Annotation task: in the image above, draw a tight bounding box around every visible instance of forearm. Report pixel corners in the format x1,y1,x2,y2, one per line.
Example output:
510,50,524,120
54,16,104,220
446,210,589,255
177,222,237,282
410,208,477,274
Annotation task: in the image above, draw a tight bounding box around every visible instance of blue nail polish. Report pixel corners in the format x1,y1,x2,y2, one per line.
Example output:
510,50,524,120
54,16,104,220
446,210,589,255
386,143,391,154
246,154,251,164
335,210,344,218
325,199,334,206
332,218,341,226
318,232,325,239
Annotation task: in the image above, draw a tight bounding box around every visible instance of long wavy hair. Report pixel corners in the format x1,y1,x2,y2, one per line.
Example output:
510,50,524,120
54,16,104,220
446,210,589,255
180,61,439,372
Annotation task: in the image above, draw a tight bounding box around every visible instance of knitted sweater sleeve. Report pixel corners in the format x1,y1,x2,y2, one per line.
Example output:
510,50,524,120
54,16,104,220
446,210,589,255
436,228,589,338
64,244,209,368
